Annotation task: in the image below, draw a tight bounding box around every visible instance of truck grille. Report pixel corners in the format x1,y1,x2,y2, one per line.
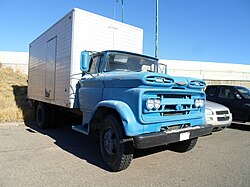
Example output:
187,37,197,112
217,116,230,121
144,94,199,116
156,94,198,116
142,92,205,124
189,80,206,89
214,110,230,122
216,110,229,115
145,76,174,85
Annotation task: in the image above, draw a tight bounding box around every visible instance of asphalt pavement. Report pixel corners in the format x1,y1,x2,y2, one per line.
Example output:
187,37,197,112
0,122,249,187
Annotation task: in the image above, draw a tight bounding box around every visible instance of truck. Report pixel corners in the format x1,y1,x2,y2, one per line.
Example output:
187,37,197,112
28,8,213,171
206,85,250,122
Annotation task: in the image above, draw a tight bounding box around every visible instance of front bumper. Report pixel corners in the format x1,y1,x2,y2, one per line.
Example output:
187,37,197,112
133,124,213,149
206,113,232,129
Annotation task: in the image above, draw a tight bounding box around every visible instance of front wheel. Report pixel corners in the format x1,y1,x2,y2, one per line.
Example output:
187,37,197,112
100,115,134,172
169,138,198,153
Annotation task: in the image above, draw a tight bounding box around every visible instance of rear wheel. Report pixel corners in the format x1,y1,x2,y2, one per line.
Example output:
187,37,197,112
36,102,50,129
100,114,134,172
169,138,198,153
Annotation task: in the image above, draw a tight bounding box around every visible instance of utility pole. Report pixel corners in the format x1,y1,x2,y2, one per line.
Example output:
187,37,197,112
114,0,118,20
121,0,124,22
155,0,158,58
114,0,124,22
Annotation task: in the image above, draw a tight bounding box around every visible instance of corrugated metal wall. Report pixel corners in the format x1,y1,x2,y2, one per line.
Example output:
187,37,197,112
27,8,144,108
28,10,73,107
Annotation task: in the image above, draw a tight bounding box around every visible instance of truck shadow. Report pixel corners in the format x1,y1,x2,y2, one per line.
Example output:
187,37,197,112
25,121,108,170
12,85,34,122
228,123,250,131
24,121,170,171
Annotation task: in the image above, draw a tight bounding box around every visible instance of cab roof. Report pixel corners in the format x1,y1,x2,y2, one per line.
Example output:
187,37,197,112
104,50,158,61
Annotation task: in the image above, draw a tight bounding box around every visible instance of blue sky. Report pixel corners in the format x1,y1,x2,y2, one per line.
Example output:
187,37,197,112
0,0,249,64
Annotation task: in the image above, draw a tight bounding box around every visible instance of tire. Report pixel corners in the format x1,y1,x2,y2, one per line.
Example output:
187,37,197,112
169,138,198,153
100,115,134,172
36,102,50,129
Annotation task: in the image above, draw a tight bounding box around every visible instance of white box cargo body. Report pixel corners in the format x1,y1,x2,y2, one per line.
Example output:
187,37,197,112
28,8,143,108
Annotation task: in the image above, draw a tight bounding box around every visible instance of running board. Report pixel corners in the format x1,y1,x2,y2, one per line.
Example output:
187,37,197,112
72,124,89,135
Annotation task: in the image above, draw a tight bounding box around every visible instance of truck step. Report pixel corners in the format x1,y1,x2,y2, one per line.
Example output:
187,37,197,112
72,124,89,135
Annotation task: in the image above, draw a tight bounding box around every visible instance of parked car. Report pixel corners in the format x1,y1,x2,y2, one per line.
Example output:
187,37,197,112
205,85,250,122
205,101,232,131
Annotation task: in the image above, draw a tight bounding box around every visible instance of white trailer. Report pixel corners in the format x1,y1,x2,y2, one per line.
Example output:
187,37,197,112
28,8,143,108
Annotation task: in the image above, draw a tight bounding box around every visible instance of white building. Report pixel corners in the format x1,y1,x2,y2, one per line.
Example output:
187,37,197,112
0,51,29,74
159,59,250,88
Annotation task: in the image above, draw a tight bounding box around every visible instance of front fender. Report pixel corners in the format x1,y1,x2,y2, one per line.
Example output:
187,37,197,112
92,100,143,136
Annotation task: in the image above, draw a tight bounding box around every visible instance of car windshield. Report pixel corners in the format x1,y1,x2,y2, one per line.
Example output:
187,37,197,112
104,52,157,72
236,86,250,99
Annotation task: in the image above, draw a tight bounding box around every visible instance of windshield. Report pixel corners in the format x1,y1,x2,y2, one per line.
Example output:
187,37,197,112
104,53,157,72
236,86,250,99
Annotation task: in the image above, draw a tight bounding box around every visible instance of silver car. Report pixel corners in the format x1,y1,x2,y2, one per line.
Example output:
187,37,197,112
205,101,232,131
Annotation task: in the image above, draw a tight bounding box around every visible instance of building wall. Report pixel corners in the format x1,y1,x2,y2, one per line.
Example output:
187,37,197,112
205,80,250,88
159,59,250,88
0,51,29,74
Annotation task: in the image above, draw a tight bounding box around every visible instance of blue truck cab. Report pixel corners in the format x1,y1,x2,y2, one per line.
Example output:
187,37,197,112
72,50,212,171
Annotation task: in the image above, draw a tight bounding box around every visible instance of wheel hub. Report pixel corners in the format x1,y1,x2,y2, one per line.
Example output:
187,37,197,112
103,129,116,155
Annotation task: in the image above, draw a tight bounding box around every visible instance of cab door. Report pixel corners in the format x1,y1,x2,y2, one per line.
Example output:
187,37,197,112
79,55,104,112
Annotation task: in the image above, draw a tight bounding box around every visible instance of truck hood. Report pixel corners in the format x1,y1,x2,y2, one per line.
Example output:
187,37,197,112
103,72,206,89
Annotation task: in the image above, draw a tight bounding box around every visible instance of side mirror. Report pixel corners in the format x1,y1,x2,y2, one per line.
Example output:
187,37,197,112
80,51,90,71
235,93,242,100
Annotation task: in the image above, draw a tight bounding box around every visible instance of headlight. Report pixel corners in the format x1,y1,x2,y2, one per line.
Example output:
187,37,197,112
146,99,154,110
205,108,213,115
195,99,204,108
154,99,161,109
146,98,161,110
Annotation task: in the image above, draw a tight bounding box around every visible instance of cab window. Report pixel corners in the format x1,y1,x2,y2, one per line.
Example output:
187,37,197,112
205,86,217,97
88,55,104,74
218,87,235,99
